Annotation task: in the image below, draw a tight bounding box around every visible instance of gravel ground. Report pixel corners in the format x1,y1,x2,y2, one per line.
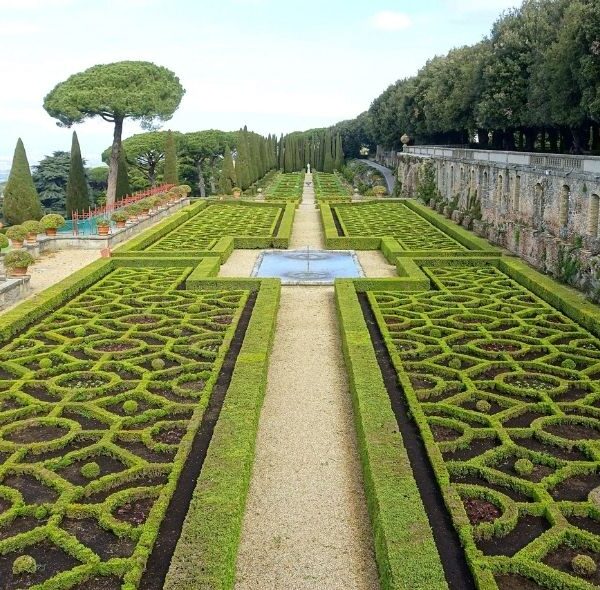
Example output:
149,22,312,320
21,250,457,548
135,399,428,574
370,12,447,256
290,173,324,249
218,250,259,277
357,250,397,277
235,286,380,590
0,249,101,314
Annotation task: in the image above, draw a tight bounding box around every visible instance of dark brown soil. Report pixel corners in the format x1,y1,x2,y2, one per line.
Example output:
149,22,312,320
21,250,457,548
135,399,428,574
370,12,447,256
567,514,600,537
78,475,166,504
451,473,531,502
410,376,436,389
0,497,11,514
463,497,500,525
21,383,59,401
462,399,503,414
179,379,206,392
551,473,600,501
4,422,67,443
558,387,591,402
431,425,461,442
543,545,600,585
58,454,127,486
502,410,547,428
95,342,136,352
118,440,174,463
62,410,108,431
154,425,186,445
21,435,100,463
443,437,500,461
136,335,165,346
512,436,589,461
545,422,600,441
124,315,159,325
477,515,550,556
493,457,553,482
480,342,520,352
2,474,58,504
0,540,81,589
495,574,547,589
61,517,135,559
106,399,152,416
0,515,47,541
114,497,154,525
478,367,511,379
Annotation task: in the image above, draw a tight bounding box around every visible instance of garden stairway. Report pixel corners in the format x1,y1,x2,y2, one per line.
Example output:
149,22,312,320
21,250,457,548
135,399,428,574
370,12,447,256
234,175,380,589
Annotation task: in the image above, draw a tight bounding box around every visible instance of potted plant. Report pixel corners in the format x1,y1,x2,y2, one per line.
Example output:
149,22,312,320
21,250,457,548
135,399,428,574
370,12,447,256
96,218,110,236
6,225,27,248
40,214,66,237
232,186,242,198
178,184,192,196
126,203,142,221
4,249,34,276
22,220,43,244
0,234,8,252
111,210,128,229
140,199,151,216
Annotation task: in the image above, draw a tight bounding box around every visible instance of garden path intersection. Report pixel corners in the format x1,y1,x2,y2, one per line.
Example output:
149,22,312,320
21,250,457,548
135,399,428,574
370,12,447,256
0,174,600,590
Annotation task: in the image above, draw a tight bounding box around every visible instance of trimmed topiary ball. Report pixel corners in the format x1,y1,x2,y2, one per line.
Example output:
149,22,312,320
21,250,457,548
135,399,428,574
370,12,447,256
429,328,442,339
12,555,37,575
122,400,138,415
39,357,52,369
448,358,462,370
514,458,534,477
34,505,48,519
572,554,597,577
561,358,577,370
151,358,165,371
73,326,86,337
80,461,101,479
122,287,133,295
501,306,511,313
172,328,183,337
188,304,201,314
475,399,491,413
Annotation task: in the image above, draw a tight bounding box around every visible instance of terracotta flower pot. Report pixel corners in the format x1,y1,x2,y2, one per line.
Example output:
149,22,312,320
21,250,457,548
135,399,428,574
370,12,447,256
142,209,150,216
8,266,28,277
45,228,57,237
26,233,37,244
116,220,126,229
10,240,23,249
97,225,110,236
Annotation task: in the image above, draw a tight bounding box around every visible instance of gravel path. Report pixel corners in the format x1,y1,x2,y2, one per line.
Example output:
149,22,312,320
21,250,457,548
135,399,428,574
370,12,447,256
359,159,396,194
219,250,259,277
235,172,380,589
357,250,397,277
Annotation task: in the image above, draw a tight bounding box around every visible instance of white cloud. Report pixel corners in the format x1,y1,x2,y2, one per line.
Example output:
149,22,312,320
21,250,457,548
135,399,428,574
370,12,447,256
369,11,412,31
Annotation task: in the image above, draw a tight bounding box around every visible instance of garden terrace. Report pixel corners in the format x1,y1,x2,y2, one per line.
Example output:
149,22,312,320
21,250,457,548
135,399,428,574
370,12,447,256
0,249,280,589
337,250,600,590
265,172,305,201
312,171,352,203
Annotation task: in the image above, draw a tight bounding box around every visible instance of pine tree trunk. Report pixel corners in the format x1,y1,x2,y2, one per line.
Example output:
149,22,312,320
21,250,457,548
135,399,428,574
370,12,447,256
106,116,123,208
197,160,206,197
477,129,489,148
148,166,156,187
524,128,536,152
540,129,547,152
549,128,558,152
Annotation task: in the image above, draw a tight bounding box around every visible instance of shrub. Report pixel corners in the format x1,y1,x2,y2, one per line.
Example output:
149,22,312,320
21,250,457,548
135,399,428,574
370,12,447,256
448,358,462,370
561,358,577,370
6,225,27,242
151,358,165,371
373,185,387,197
514,458,534,477
122,400,138,415
178,184,192,195
96,218,110,227
34,506,48,519
22,220,43,235
12,555,37,575
40,213,66,230
111,211,128,222
0,234,8,250
475,400,491,413
572,554,597,577
73,326,86,337
39,357,52,369
80,462,101,479
4,250,34,270
429,328,442,339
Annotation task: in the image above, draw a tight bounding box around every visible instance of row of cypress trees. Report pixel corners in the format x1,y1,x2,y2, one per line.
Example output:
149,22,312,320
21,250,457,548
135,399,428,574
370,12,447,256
278,129,344,173
3,133,138,225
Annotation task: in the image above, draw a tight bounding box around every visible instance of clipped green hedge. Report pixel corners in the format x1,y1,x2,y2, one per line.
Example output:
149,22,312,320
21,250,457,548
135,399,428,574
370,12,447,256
164,279,280,590
335,280,447,590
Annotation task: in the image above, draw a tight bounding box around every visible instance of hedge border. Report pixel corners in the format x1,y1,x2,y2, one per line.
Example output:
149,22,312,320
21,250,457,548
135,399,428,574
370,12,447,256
335,279,448,590
164,279,280,590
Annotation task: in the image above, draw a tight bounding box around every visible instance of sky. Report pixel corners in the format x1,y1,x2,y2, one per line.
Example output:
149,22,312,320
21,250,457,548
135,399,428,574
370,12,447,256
0,0,520,171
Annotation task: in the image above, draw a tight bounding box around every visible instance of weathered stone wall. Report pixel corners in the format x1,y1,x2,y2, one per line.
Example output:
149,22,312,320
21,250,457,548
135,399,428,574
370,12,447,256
396,147,600,301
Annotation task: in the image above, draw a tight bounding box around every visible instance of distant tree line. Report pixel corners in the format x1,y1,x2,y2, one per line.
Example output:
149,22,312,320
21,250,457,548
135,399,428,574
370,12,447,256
340,0,600,154
278,128,344,172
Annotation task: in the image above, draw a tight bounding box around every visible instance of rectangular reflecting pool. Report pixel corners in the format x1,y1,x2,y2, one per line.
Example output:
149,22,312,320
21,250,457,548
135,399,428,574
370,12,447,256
252,249,364,284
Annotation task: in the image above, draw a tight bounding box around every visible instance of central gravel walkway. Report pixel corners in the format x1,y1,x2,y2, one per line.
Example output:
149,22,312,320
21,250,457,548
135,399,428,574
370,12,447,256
235,174,380,589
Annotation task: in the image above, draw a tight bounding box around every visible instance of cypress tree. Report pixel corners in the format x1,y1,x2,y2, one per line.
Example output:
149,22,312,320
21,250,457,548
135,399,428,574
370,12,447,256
3,138,43,225
334,133,345,170
236,129,251,189
163,130,178,185
323,131,334,173
116,149,130,200
218,145,236,194
65,131,90,217
278,134,285,170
